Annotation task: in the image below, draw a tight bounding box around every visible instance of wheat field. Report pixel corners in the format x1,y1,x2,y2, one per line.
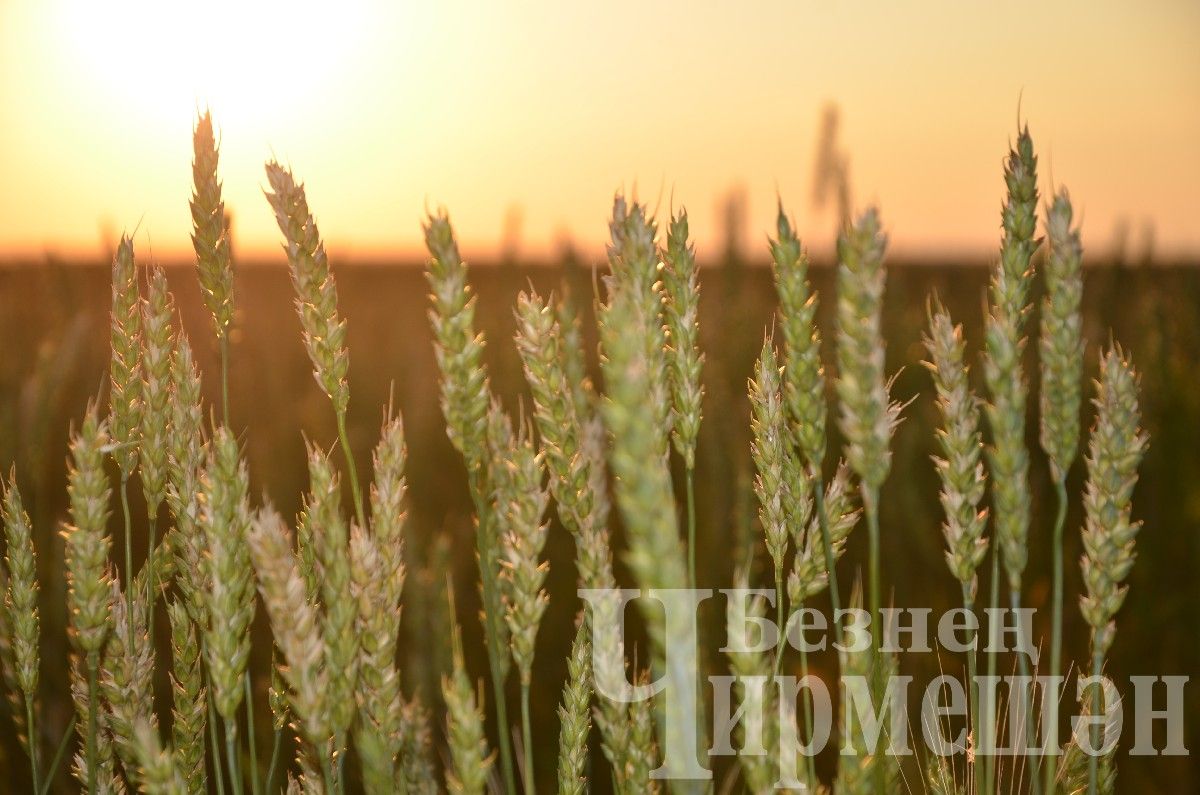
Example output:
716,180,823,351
0,113,1196,795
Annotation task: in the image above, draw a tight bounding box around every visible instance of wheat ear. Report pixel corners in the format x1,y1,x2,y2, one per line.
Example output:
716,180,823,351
63,404,114,794
1039,187,1085,793
423,209,518,793
102,580,158,787
166,600,207,795
131,720,189,795
556,614,592,795
835,207,900,650
264,161,365,530
201,427,256,794
140,266,173,520
191,111,236,418
924,300,989,792
600,197,701,787
443,586,495,795
2,473,40,790
749,336,791,639
662,208,704,587
1080,348,1146,794
981,127,1041,793
248,508,331,762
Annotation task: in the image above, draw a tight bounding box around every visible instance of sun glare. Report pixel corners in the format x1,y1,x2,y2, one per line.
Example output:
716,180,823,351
58,0,370,137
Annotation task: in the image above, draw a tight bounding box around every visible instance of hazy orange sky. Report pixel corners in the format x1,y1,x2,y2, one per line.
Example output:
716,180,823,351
1,0,1197,262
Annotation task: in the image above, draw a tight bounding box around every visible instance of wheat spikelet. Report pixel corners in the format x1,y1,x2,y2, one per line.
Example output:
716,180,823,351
191,110,234,340
166,600,206,795
771,203,827,472
787,461,859,603
625,668,662,795
424,210,491,474
369,411,408,593
984,128,1041,592
0,577,29,756
555,287,593,415
64,404,114,657
495,419,550,686
102,581,158,785
835,208,898,496
750,337,791,589
140,265,174,517
165,330,209,624
69,655,126,795
725,566,778,792
265,162,350,416
513,291,616,605
201,427,255,720
349,524,405,794
396,696,439,795
556,614,592,795
304,446,358,744
661,208,704,469
1040,189,1085,479
109,236,142,478
249,507,330,749
442,605,494,795
1080,348,1147,659
924,303,989,591
2,473,39,706
131,720,189,795
997,126,1041,333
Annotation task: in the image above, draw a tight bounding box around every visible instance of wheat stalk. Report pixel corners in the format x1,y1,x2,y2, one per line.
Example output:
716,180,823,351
1039,187,1085,791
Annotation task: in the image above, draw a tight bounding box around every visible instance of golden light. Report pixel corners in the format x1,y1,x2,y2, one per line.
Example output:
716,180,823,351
57,0,372,139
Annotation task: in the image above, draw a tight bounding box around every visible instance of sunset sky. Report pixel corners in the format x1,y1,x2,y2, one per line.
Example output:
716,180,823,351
1,0,1197,262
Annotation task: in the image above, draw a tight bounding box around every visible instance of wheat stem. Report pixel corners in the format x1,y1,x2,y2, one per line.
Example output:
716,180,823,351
797,636,817,786
264,725,283,795
25,696,40,794
962,580,981,795
336,410,366,530
224,717,244,795
1044,475,1069,793
244,673,260,795
220,334,231,427
686,470,697,588
984,548,999,795
39,716,74,795
520,682,535,795
207,678,228,795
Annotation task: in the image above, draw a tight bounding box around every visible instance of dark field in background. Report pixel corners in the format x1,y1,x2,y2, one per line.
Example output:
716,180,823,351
1,257,1197,792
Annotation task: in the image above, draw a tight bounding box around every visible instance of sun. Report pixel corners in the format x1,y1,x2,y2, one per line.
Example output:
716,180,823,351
56,0,372,138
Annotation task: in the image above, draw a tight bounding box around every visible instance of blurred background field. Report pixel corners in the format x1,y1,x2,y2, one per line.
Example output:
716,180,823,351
1,250,1196,791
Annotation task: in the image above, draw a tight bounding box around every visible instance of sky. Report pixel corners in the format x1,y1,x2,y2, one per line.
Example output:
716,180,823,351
0,0,1197,262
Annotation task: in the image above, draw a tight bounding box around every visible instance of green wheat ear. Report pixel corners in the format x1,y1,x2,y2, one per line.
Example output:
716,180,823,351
191,110,235,341
1040,188,1085,479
